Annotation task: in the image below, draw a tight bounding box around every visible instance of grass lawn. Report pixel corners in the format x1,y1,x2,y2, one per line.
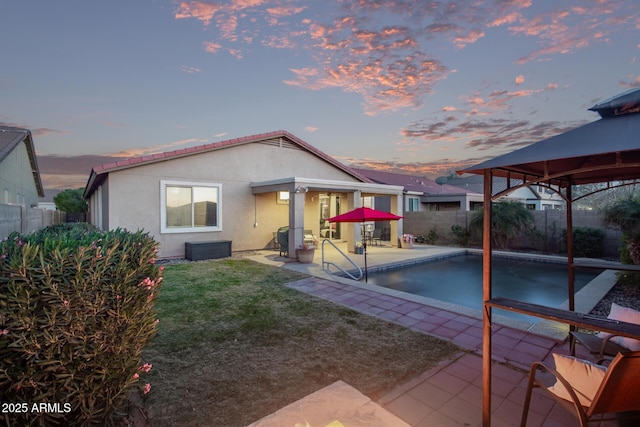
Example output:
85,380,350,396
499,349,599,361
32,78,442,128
142,258,460,426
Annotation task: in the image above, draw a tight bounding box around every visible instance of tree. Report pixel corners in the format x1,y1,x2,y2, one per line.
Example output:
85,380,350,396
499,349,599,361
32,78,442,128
470,200,535,249
603,196,640,264
573,181,640,210
53,188,88,213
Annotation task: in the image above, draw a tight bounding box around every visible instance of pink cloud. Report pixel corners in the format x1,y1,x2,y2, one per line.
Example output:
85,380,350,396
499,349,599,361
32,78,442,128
266,6,305,18
453,29,485,49
620,75,640,88
174,1,640,115
510,2,637,64
174,1,222,25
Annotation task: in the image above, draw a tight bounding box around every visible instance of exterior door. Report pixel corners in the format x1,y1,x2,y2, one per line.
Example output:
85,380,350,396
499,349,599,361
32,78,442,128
319,194,341,239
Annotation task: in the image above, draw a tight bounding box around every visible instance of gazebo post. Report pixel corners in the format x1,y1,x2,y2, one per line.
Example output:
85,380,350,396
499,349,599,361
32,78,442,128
566,182,575,312
482,169,493,427
566,181,577,354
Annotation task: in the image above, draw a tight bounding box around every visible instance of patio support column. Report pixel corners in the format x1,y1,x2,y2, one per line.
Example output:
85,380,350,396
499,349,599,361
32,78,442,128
566,183,575,312
346,191,362,252
482,169,493,427
390,193,403,246
289,189,306,260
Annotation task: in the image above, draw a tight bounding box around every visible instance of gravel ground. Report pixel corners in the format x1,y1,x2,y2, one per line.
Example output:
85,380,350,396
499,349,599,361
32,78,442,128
589,281,640,316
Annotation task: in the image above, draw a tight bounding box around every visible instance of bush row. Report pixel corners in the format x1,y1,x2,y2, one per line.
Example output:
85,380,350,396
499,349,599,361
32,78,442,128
0,224,162,426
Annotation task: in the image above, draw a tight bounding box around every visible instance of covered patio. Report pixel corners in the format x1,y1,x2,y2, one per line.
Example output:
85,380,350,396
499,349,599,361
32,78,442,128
251,177,404,260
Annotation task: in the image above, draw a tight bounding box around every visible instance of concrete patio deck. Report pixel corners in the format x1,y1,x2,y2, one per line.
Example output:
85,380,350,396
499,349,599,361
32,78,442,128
245,244,622,426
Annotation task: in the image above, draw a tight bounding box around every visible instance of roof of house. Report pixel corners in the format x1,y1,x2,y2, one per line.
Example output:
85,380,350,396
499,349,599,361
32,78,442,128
440,174,526,195
351,168,477,195
0,126,45,197
84,130,372,198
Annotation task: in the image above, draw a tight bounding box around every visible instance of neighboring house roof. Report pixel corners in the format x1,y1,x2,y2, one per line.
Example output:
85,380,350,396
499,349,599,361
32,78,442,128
0,126,45,197
351,168,476,195
40,188,62,203
444,174,563,201
84,130,372,198
441,174,522,195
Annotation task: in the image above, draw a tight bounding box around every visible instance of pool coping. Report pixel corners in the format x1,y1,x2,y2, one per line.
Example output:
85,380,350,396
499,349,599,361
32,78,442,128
246,246,618,341
318,249,618,341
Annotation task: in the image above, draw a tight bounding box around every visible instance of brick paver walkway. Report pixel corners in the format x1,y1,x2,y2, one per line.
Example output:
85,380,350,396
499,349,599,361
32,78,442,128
286,276,620,426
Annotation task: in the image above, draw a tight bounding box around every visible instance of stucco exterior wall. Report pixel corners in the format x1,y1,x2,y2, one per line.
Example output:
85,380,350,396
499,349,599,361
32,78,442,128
0,141,39,207
102,142,363,258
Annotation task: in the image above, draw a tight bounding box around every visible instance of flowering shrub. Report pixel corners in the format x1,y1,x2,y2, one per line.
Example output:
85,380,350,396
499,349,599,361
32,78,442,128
0,224,162,426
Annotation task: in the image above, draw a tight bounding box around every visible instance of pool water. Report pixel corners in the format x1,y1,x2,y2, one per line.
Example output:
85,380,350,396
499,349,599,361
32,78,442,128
366,254,602,321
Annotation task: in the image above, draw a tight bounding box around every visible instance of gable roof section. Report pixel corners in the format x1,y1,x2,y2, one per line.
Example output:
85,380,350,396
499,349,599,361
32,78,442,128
352,168,476,195
84,130,371,198
443,174,524,195
0,126,45,197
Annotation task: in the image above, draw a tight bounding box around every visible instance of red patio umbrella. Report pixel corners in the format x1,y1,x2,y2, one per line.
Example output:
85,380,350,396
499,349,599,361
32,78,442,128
328,207,403,282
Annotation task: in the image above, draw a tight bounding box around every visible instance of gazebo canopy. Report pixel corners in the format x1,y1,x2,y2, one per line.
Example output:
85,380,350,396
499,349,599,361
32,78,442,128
459,88,640,427
461,88,640,187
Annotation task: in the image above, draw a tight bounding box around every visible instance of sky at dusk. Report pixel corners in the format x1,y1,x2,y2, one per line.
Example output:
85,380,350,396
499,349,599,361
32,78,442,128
2,0,639,189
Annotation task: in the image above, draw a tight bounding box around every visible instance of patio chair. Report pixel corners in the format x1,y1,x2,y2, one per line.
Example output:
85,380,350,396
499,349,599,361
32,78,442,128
569,331,629,364
276,226,289,257
570,303,640,364
372,228,382,246
520,351,640,427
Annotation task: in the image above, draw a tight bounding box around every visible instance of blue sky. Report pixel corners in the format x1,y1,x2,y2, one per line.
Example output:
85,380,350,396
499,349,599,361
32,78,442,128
2,0,639,189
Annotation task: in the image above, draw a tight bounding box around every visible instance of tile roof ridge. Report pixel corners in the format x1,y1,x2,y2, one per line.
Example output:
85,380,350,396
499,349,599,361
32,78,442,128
87,130,371,183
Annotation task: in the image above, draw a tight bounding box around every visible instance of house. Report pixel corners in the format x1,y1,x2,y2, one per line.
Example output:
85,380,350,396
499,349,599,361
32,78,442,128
83,131,404,259
442,174,565,210
38,189,62,210
0,126,44,207
352,168,483,211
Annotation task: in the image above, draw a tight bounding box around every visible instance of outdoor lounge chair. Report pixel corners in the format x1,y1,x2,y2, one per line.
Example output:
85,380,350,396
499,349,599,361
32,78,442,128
570,303,640,364
276,226,289,257
520,351,640,427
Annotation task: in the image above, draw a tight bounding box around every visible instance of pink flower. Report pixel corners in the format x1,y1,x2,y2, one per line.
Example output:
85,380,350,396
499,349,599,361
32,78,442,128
0,329,9,335
140,277,155,290
138,363,152,373
133,373,139,379
116,295,122,300
143,383,151,394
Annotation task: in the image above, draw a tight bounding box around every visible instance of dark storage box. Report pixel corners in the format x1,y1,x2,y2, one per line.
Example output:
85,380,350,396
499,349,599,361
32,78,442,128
185,240,232,261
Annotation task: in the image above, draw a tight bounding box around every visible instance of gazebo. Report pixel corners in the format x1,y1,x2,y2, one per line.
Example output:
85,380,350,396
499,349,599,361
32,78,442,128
460,88,640,426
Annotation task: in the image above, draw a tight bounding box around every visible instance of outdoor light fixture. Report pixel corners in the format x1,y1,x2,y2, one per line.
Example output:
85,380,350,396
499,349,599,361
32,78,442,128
294,186,308,193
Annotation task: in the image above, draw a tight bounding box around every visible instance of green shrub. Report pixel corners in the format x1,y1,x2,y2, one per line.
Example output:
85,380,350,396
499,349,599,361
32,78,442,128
470,201,534,249
0,225,162,426
425,228,439,245
563,226,605,258
450,224,470,247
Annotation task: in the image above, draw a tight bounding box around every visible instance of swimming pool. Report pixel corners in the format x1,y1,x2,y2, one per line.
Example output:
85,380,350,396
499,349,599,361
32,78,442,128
365,254,602,322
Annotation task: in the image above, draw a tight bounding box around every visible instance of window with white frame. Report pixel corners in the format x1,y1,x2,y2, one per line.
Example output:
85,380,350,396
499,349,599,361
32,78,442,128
161,180,222,233
407,196,420,212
